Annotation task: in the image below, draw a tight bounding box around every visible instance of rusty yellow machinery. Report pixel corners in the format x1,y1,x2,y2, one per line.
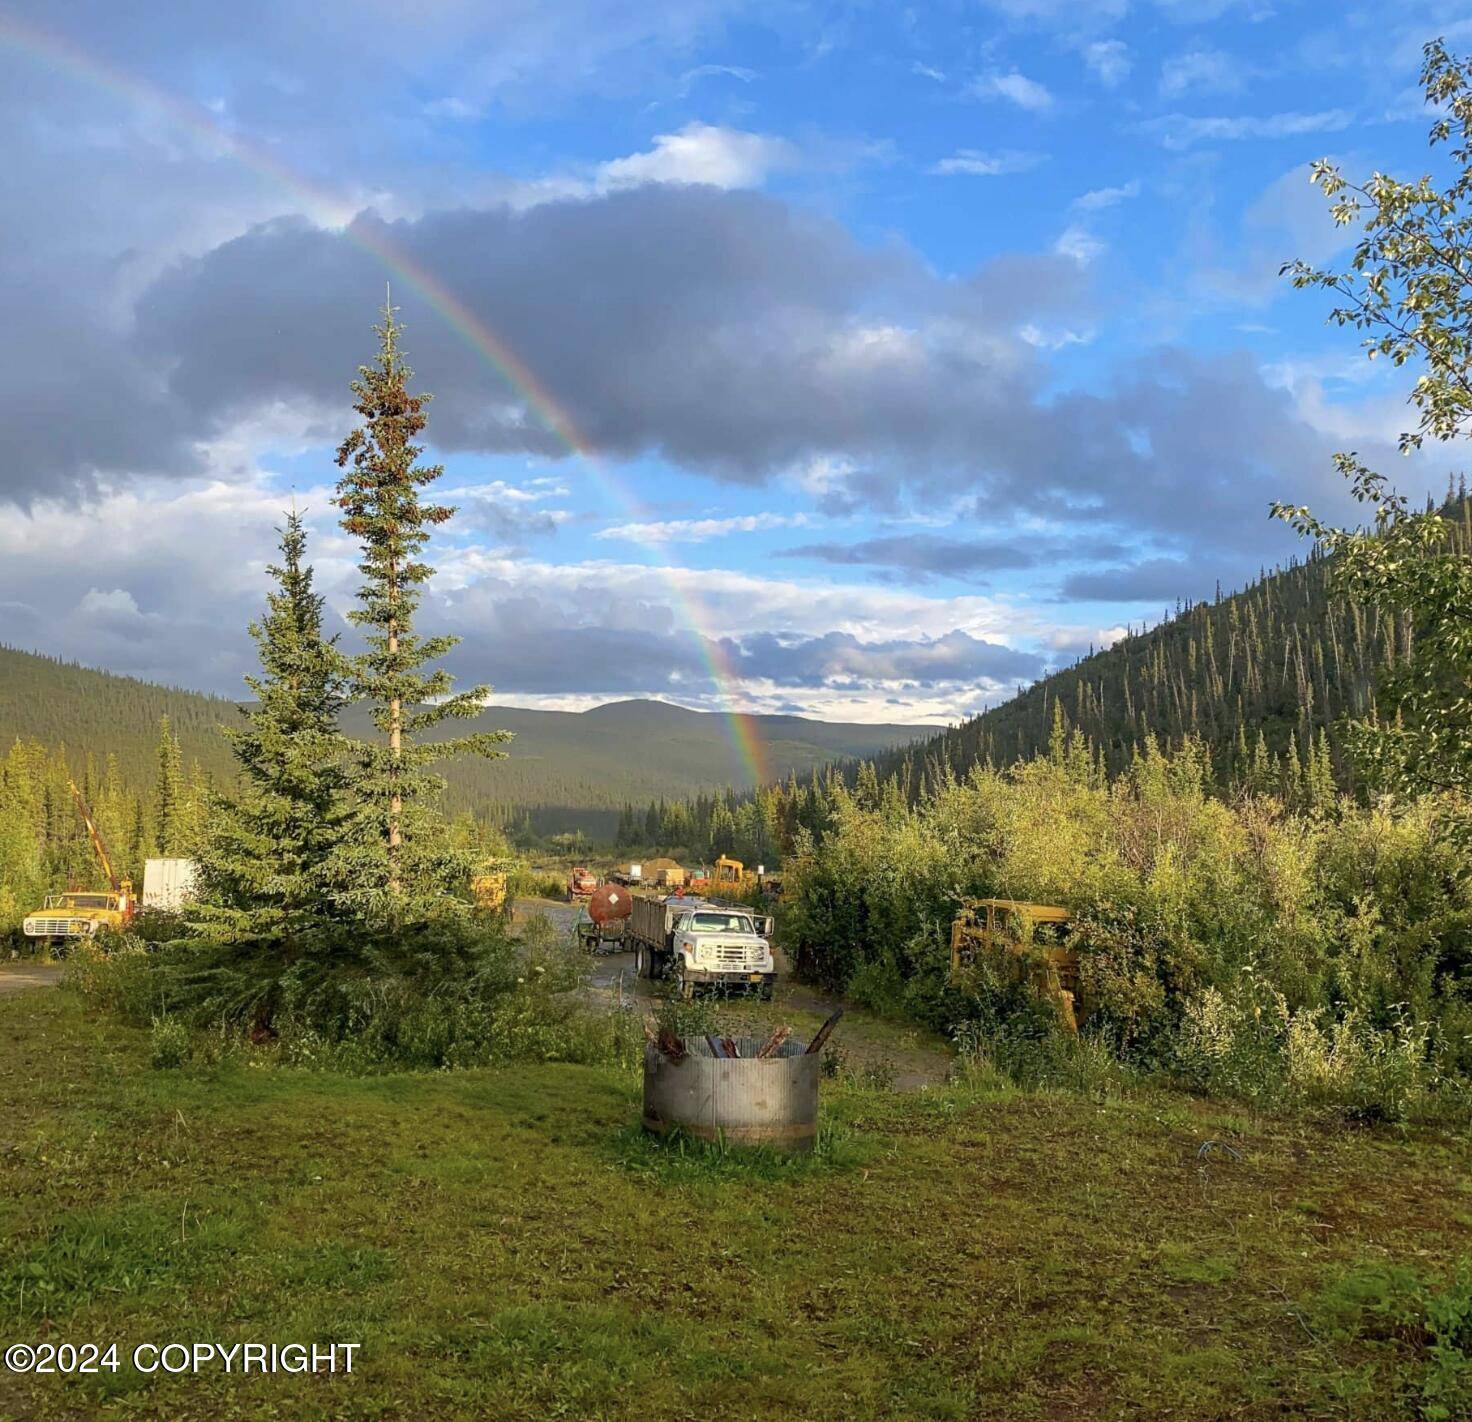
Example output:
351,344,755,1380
470,868,508,915
711,855,749,891
949,899,1081,1031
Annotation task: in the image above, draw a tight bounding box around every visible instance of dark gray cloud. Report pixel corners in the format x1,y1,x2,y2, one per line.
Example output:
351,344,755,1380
114,187,1381,580
715,630,1043,688
779,530,1138,581
780,533,1040,579
1,137,1386,591
1060,558,1202,603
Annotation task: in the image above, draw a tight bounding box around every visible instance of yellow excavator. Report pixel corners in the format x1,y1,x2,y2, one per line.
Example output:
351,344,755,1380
22,782,135,947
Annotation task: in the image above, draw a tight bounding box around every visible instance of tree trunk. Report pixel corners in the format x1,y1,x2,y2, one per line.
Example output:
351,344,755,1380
388,610,401,897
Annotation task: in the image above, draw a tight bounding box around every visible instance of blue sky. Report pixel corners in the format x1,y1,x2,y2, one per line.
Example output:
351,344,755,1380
0,0,1466,723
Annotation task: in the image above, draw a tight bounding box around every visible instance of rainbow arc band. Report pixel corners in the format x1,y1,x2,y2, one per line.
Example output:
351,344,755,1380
0,11,770,786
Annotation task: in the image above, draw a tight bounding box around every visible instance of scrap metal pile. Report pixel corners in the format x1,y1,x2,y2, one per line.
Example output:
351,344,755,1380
644,1006,843,1063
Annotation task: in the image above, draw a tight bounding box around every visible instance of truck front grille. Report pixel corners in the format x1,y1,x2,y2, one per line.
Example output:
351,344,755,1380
25,918,82,936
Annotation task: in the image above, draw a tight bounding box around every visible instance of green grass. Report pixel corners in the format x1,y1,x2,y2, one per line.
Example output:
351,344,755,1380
1,990,1470,1420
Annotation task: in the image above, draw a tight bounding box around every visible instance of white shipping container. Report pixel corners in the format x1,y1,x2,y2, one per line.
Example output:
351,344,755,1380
143,857,198,911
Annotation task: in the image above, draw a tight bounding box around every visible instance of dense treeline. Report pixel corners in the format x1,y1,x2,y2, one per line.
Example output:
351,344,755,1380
0,646,240,788
0,646,915,831
879,491,1472,796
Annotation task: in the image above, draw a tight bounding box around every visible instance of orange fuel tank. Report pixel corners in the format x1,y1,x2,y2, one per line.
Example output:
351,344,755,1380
588,882,635,925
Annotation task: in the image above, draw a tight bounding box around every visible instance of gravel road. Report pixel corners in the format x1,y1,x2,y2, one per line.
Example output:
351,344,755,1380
0,962,64,996
512,896,953,1089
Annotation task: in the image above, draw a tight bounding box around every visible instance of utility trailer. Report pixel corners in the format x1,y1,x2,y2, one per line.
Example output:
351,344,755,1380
627,894,776,999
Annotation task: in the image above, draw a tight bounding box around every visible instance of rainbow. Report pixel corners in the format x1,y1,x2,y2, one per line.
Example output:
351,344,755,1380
0,10,773,787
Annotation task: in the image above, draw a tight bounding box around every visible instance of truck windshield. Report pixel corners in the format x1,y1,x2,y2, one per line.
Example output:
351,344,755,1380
59,894,111,909
690,912,754,934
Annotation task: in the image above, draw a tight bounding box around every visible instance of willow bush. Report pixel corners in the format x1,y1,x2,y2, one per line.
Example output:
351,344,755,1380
780,734,1472,1119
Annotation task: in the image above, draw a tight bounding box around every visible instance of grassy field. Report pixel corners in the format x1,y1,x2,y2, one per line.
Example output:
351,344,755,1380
2,987,1470,1421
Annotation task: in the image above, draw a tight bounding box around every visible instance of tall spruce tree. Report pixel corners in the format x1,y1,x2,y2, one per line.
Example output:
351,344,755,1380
191,512,348,944
153,716,183,855
333,298,509,919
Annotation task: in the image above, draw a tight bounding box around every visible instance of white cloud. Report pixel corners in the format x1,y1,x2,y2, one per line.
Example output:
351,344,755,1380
1044,623,1128,653
447,551,1030,647
912,62,946,83
1159,48,1245,99
1054,224,1104,265
443,477,569,504
595,122,797,190
1139,109,1353,150
1083,40,1131,88
969,71,1055,112
423,96,484,121
596,512,810,544
1018,322,1094,349
676,64,757,96
928,149,1046,177
0,474,1048,721
1071,179,1140,211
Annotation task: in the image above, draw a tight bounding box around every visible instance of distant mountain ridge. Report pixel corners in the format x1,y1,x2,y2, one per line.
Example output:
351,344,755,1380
0,646,925,825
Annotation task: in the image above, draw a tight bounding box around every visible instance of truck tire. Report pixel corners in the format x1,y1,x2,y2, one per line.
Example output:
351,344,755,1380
634,943,649,979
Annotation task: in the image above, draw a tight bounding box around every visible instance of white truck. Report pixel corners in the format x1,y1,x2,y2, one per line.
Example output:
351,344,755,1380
142,857,198,912
628,893,776,999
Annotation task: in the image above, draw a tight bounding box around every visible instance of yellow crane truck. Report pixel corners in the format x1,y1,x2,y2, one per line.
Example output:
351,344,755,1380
22,782,134,947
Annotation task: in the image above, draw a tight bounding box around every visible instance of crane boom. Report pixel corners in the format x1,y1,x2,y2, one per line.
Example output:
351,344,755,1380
68,780,120,893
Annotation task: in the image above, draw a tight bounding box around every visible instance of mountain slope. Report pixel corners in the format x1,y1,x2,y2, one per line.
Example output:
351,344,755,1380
0,646,924,816
871,543,1423,791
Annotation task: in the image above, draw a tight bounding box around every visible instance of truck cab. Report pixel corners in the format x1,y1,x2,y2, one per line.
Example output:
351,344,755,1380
23,888,132,944
669,905,775,999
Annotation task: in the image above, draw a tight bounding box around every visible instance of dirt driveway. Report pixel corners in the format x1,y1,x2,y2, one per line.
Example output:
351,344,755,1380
0,962,63,997
513,896,954,1090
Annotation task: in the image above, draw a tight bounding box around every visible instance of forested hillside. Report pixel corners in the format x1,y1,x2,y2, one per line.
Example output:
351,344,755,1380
0,649,241,786
615,496,1472,870
874,495,1472,793
0,646,921,823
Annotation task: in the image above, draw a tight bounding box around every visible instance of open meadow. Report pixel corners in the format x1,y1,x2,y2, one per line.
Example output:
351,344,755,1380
2,979,1469,1421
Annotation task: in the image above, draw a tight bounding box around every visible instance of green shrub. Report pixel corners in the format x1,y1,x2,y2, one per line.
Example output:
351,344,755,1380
149,1015,190,1070
1310,1263,1472,1420
507,868,567,901
68,914,638,1074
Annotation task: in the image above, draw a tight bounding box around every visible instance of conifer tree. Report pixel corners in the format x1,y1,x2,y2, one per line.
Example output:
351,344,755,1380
191,512,348,944
333,298,510,919
153,716,184,855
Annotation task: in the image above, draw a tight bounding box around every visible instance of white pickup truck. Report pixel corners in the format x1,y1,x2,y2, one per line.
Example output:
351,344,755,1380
628,894,776,999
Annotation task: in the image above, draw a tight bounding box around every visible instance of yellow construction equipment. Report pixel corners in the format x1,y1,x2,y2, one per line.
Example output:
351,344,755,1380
22,781,134,945
711,855,754,893
470,868,508,915
949,899,1081,1031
